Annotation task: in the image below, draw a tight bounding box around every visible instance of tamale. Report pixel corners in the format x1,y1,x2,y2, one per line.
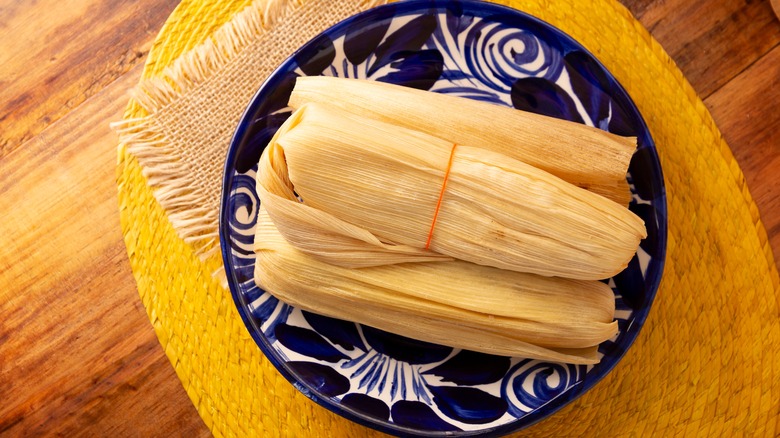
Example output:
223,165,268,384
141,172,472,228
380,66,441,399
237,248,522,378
289,76,635,203
255,208,617,365
256,103,646,280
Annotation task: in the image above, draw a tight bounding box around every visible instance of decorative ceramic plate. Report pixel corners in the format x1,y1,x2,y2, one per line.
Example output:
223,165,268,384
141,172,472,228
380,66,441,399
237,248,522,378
220,1,667,436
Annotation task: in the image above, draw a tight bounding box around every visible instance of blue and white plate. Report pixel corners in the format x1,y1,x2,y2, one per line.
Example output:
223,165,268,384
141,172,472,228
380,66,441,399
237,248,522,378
220,1,667,436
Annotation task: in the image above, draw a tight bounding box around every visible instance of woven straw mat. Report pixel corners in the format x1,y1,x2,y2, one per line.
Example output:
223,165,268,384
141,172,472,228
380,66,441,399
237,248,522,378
115,0,780,436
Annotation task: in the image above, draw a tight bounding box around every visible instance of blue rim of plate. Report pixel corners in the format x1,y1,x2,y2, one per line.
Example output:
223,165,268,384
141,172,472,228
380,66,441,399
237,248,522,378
219,1,667,436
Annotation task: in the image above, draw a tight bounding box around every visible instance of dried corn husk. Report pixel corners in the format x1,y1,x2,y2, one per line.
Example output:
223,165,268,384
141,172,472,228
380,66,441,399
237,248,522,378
257,103,646,280
255,208,617,365
581,178,633,206
289,76,634,204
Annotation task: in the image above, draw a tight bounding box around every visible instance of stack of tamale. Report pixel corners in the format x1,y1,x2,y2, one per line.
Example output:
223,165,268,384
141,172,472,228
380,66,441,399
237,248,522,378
254,77,646,364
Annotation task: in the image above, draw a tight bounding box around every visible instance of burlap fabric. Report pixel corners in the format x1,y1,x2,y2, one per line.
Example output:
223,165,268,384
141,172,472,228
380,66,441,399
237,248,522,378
115,0,385,260
115,0,780,436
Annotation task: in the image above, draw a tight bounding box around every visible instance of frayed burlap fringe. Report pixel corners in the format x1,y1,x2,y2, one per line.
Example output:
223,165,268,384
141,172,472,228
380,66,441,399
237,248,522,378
113,120,223,259
125,0,302,115
113,0,387,263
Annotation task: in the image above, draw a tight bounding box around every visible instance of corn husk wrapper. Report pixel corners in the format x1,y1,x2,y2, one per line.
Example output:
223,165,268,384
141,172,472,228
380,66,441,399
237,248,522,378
255,208,617,365
289,76,634,205
257,103,646,280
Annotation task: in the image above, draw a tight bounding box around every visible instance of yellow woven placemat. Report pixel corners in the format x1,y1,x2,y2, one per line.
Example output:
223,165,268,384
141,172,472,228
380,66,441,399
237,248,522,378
116,0,780,436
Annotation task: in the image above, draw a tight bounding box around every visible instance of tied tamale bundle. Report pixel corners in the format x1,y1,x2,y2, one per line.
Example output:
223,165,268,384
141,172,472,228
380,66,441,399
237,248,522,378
256,102,646,280
289,76,634,205
255,208,617,365
253,87,647,365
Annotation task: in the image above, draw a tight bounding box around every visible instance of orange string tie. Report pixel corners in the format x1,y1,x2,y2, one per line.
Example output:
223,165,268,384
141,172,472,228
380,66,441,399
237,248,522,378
425,143,458,250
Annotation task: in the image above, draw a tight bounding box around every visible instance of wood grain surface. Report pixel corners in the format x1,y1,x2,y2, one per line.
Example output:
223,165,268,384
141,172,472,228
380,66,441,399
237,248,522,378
1,0,778,436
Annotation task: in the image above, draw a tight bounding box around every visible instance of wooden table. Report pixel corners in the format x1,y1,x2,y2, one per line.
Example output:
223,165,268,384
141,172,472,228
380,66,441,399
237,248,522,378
1,0,778,435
